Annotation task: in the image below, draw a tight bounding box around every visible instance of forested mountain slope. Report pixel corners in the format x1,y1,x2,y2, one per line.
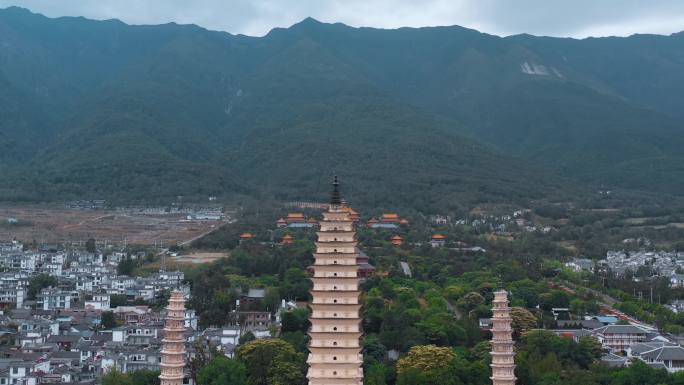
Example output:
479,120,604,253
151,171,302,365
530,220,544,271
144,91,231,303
1,7,683,207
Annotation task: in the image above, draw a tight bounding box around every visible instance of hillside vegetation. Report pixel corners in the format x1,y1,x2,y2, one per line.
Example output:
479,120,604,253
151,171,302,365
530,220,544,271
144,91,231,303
1,7,683,208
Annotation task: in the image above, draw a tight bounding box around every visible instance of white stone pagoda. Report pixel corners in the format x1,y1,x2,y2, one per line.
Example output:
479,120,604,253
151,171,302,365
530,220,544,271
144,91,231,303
307,176,363,385
159,290,186,385
490,290,516,385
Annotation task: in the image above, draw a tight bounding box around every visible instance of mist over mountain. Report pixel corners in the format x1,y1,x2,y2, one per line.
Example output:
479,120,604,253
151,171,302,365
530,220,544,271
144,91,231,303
1,6,683,209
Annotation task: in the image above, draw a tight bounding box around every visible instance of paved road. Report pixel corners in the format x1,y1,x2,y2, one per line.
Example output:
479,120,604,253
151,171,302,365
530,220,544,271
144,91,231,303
557,280,655,329
179,219,233,246
156,218,234,256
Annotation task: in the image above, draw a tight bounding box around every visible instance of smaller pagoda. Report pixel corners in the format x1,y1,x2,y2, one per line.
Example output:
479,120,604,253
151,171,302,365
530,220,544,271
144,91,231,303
159,290,186,385
490,290,516,385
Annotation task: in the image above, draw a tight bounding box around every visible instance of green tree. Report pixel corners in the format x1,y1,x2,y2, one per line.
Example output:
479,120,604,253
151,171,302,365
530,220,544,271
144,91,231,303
117,255,136,276
86,237,96,252
101,369,133,385
456,292,484,312
363,335,388,364
281,268,311,301
197,356,248,385
263,287,281,312
443,285,465,302
101,311,117,329
110,294,129,307
365,362,388,385
239,331,256,345
236,338,306,385
152,289,171,311
396,345,455,376
281,308,311,333
611,359,669,385
27,274,58,300
511,307,538,332
130,370,160,385
189,337,221,383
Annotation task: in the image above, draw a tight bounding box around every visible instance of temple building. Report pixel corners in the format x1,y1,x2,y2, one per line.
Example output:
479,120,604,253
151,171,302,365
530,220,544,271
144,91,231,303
430,234,447,248
239,232,256,244
490,290,516,385
276,213,319,228
281,234,295,246
367,213,408,229
357,251,376,279
307,177,363,385
159,290,187,385
390,235,404,247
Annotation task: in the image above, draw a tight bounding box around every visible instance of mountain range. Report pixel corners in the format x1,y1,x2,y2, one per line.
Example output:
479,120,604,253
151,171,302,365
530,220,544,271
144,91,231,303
1,6,683,210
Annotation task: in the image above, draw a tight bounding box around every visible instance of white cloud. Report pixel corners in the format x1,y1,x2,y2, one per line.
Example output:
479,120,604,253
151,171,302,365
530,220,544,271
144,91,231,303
0,0,682,38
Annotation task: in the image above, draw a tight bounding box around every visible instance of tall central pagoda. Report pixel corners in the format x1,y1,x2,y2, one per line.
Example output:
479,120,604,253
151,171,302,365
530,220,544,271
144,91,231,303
307,176,363,385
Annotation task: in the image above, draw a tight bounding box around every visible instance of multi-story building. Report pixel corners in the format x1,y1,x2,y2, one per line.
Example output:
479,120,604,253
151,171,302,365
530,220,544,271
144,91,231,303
85,294,111,310
307,177,363,385
592,324,650,351
0,284,25,309
37,288,72,311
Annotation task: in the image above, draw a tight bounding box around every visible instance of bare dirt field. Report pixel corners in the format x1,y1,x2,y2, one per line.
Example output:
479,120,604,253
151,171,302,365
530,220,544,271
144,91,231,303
0,205,227,246
171,251,227,264
138,252,228,272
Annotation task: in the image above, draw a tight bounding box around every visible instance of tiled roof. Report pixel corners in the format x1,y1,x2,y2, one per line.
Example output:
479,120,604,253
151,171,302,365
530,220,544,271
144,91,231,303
641,346,684,361
593,324,649,335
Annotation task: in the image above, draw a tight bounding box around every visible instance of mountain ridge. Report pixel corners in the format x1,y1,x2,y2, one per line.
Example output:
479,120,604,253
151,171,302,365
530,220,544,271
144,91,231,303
1,7,683,209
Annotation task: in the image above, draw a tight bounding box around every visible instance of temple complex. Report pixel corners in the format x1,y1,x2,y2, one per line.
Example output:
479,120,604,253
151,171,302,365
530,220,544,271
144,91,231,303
307,176,363,385
159,290,186,385
367,213,408,229
276,213,319,228
490,290,516,385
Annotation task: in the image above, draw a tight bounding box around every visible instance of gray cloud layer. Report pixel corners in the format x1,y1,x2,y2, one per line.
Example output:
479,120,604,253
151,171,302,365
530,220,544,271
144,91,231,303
1,0,683,38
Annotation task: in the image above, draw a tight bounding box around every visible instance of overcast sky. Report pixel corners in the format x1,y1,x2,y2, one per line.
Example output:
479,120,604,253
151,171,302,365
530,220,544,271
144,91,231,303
1,0,683,38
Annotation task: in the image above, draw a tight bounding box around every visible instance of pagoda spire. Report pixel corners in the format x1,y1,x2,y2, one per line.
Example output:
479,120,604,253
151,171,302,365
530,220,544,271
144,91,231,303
490,290,516,385
330,175,342,206
159,290,187,385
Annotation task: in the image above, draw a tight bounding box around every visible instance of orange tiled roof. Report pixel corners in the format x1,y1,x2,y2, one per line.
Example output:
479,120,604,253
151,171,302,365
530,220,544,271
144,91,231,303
287,213,305,219
391,235,404,240
282,234,294,240
276,218,287,223
240,232,255,238
431,234,446,239
382,213,399,220
368,218,379,223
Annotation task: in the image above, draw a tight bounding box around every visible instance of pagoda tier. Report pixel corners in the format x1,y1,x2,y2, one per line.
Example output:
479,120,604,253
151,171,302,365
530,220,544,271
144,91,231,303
490,290,516,385
159,290,187,385
307,176,363,385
